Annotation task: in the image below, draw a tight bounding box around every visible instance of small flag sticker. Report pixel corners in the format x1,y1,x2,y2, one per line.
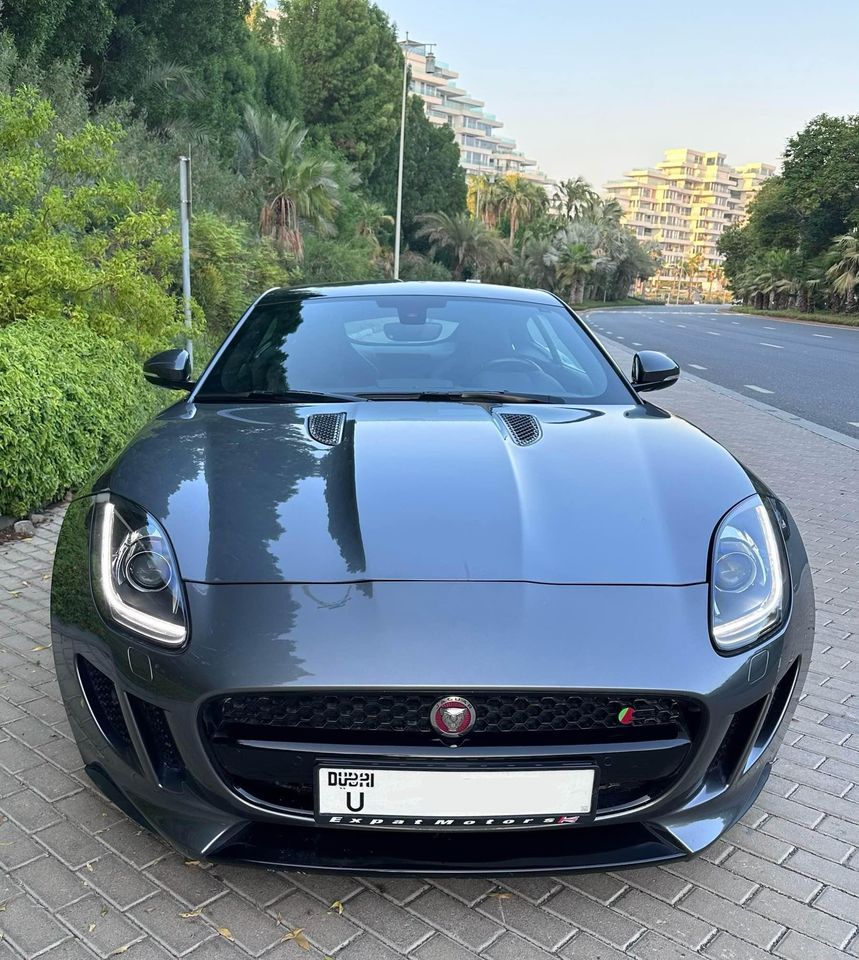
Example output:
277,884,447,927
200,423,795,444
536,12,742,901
618,707,635,725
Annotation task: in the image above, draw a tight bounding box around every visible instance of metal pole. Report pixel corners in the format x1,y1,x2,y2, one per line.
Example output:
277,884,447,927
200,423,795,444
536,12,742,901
179,155,194,369
393,50,409,279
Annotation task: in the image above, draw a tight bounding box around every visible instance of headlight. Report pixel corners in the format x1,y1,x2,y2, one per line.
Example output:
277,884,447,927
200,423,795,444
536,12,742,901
90,495,187,647
710,495,787,652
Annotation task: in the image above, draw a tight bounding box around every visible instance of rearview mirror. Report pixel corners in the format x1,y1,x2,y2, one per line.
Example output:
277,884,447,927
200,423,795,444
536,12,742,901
143,349,193,390
631,351,679,392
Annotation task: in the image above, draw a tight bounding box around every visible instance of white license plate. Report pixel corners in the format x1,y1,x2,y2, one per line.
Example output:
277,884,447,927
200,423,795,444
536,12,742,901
316,766,596,829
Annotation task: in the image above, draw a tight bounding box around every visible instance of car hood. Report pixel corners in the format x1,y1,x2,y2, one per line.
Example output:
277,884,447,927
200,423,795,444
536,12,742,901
95,400,755,586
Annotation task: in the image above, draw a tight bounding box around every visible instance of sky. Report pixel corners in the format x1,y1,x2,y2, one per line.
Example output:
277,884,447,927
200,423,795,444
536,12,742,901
375,0,859,188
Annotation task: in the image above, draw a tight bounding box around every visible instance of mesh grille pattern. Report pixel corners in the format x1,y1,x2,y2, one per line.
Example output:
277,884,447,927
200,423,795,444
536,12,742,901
307,412,346,446
128,695,183,781
499,413,541,446
207,692,685,740
77,657,137,765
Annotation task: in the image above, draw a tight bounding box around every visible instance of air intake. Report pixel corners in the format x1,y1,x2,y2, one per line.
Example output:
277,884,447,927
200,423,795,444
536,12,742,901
499,413,542,446
77,657,139,771
307,412,346,446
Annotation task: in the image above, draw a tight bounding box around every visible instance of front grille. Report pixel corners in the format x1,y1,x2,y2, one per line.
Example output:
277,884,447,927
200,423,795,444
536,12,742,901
499,412,541,446
204,691,693,747
307,412,346,446
203,691,700,821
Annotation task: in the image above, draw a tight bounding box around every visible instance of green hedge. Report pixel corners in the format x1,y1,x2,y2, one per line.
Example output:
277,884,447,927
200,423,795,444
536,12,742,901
0,318,162,517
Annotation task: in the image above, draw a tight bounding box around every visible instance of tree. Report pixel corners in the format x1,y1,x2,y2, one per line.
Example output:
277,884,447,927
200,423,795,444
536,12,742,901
781,114,859,257
554,242,594,304
553,176,599,221
0,0,114,65
17,0,301,146
494,174,547,244
415,213,508,279
368,96,467,243
281,0,402,178
681,253,704,302
237,106,341,260
520,236,556,290
826,230,859,307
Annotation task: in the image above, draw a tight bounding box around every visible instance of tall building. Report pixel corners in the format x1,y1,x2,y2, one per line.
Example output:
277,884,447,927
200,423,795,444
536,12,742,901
400,39,553,188
605,149,775,295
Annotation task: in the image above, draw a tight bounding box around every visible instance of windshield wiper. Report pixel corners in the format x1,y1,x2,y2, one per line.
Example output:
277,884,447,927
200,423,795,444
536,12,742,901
356,390,569,405
195,390,363,404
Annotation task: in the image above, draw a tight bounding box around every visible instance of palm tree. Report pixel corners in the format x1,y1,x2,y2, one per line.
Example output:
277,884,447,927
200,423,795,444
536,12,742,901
826,230,859,308
354,198,394,254
237,106,341,260
415,212,509,280
495,174,546,244
554,242,594,304
680,253,704,302
553,177,599,222
520,236,556,289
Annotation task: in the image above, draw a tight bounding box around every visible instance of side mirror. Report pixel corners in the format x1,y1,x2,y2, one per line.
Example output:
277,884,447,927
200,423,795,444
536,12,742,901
631,351,679,392
143,349,193,390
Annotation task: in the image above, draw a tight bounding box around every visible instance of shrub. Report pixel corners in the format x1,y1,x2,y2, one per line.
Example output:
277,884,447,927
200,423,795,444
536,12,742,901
299,233,385,284
398,251,452,282
0,85,186,357
0,317,161,517
191,211,294,342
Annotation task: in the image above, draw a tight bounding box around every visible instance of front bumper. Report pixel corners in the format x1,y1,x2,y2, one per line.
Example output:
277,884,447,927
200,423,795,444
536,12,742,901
50,498,815,875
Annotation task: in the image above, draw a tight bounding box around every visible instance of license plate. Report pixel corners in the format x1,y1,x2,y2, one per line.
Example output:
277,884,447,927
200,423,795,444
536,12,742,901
316,766,596,829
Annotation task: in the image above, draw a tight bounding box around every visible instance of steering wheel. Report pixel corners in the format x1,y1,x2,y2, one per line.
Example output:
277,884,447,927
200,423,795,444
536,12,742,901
477,357,545,374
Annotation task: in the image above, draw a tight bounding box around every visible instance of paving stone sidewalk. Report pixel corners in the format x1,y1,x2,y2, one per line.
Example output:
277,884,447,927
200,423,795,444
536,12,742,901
0,351,857,960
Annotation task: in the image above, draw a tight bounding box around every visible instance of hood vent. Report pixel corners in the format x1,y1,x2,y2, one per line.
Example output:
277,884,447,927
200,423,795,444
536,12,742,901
499,412,542,446
307,412,346,446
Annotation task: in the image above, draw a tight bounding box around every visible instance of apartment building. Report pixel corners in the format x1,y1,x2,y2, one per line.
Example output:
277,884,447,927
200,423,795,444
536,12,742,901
401,38,553,188
605,149,775,293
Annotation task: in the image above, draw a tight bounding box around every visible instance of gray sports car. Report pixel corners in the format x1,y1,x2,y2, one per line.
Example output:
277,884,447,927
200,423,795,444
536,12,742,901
51,282,814,874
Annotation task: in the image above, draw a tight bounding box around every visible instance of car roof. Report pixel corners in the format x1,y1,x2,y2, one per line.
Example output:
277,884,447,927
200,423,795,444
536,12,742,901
258,281,563,307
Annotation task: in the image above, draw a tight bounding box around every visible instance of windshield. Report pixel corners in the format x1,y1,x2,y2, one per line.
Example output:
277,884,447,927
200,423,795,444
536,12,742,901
196,294,633,404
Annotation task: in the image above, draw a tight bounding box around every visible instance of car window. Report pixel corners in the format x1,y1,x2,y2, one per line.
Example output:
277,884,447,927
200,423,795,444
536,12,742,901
197,294,633,404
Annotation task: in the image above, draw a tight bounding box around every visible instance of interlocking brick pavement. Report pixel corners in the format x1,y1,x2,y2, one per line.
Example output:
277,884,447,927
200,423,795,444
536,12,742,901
0,344,857,959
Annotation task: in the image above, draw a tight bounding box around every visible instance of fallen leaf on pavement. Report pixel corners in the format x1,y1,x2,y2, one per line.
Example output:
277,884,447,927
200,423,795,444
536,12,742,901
329,900,344,915
281,928,310,949
179,910,202,919
218,928,234,941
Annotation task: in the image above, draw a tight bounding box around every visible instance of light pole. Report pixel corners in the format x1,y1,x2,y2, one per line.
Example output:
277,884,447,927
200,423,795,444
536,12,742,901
394,38,434,279
179,155,194,369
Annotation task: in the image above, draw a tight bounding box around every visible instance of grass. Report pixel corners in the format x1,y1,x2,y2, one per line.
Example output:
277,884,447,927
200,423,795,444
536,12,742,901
729,305,859,328
573,297,663,310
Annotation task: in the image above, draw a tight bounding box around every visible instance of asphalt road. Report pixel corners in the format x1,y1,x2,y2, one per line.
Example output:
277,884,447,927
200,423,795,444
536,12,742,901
585,305,859,439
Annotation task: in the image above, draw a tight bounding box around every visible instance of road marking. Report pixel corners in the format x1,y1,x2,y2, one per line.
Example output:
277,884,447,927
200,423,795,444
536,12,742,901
764,326,776,330
731,321,740,324
813,333,833,339
616,335,625,340
707,331,720,336
689,364,707,370
677,323,686,328
760,342,784,349
850,422,859,429
632,341,642,346
745,385,774,394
